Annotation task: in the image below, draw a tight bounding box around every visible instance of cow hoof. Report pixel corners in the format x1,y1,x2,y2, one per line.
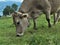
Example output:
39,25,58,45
34,28,38,30
48,25,51,28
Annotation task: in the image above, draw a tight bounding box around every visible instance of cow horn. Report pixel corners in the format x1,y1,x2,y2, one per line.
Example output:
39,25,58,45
17,12,23,14
13,11,23,14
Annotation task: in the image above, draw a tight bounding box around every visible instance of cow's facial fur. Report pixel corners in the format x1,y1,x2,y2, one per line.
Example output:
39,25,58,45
12,12,29,36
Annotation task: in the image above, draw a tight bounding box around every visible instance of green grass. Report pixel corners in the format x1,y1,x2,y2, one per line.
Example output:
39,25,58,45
0,15,60,45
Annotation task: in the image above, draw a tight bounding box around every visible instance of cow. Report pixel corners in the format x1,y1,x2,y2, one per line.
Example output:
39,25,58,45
12,0,60,36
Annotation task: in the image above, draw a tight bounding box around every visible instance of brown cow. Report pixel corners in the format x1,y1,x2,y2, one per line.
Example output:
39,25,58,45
12,0,60,36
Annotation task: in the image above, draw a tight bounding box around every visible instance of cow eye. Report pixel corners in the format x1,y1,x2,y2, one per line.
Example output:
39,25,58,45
32,11,35,14
19,15,23,19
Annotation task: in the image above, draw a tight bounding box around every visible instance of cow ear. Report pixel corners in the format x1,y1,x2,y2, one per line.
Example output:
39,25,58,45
23,13,28,18
12,12,17,17
23,15,27,17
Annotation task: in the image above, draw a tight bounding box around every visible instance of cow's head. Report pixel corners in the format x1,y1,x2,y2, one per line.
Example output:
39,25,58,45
12,12,29,37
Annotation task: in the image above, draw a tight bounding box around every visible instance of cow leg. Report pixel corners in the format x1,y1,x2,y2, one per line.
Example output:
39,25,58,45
57,10,60,22
54,13,58,24
33,18,37,30
54,10,60,24
45,10,51,27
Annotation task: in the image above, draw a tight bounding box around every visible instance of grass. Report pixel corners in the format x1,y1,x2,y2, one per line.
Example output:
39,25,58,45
0,15,60,45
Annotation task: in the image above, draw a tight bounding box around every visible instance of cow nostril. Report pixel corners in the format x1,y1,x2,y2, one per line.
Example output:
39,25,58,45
17,22,20,24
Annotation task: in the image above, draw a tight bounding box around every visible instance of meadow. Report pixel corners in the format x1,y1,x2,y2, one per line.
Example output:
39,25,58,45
0,15,60,45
